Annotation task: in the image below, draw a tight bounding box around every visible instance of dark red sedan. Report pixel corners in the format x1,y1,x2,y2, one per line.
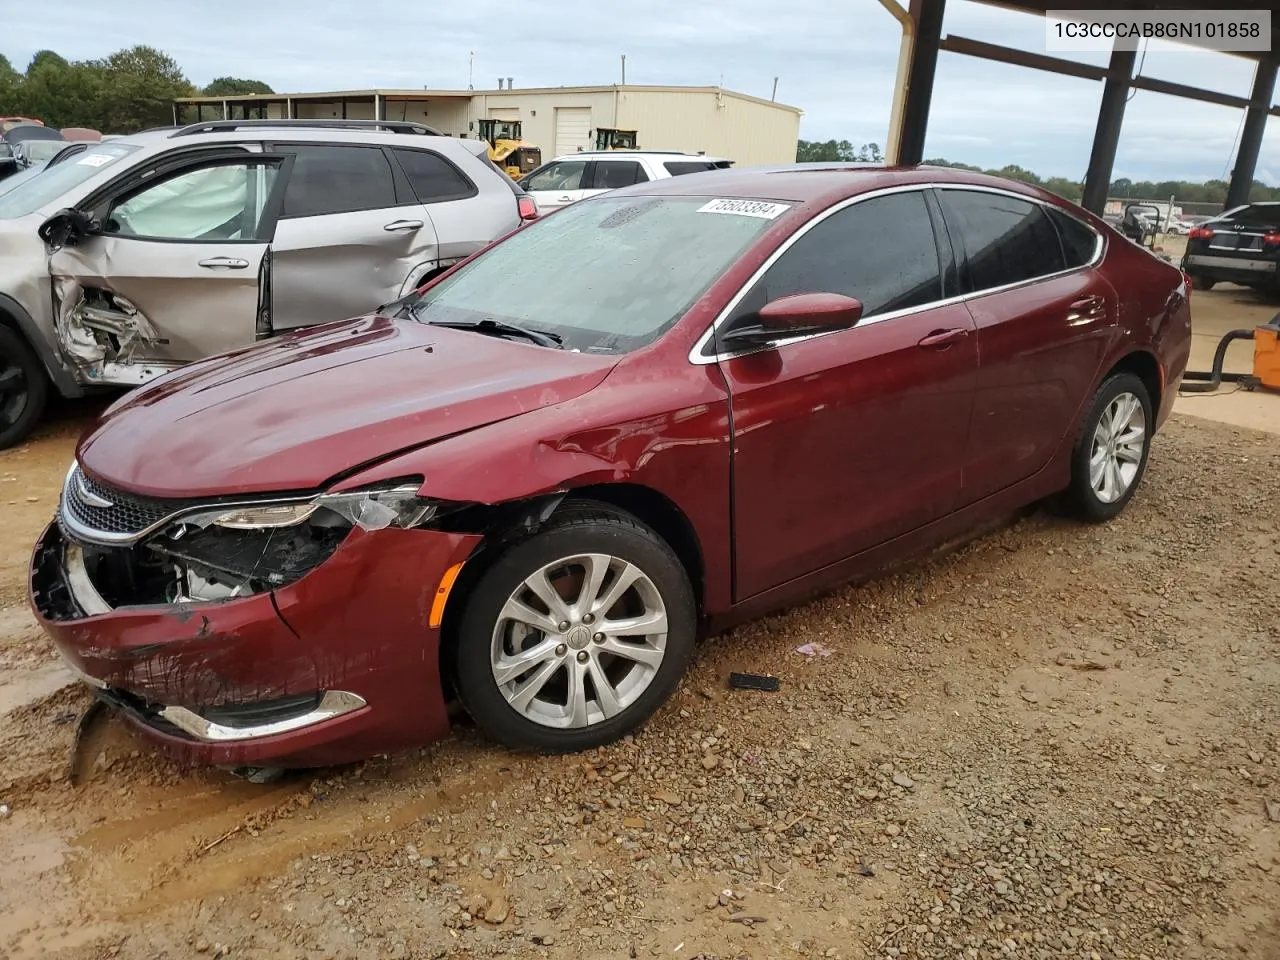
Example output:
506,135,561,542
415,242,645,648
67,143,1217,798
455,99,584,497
29,165,1191,770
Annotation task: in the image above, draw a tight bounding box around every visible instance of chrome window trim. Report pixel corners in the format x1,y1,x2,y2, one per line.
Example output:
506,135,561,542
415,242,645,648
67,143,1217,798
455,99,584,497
688,181,1106,366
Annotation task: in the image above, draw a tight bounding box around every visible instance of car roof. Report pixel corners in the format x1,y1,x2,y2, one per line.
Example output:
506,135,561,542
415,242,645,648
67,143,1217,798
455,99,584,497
550,151,731,162
114,125,483,154
614,163,1070,207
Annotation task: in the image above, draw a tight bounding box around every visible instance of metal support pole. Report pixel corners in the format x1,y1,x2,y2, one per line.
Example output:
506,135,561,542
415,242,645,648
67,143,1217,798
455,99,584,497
1080,44,1136,215
875,0,916,164
1225,57,1278,210
897,0,944,165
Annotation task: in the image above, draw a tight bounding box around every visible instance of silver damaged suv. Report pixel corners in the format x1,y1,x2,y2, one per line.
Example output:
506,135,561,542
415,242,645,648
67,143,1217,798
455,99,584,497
0,120,533,448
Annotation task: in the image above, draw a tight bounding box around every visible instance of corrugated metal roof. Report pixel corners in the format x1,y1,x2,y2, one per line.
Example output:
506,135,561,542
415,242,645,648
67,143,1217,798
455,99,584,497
175,84,802,114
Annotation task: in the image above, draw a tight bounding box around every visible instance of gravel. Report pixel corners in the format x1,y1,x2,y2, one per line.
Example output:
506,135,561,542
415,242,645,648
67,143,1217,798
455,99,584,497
2,415,1279,959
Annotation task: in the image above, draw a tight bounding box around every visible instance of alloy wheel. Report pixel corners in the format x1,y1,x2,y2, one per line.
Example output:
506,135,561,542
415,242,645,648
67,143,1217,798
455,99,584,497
1089,390,1146,504
490,552,668,729
0,355,29,432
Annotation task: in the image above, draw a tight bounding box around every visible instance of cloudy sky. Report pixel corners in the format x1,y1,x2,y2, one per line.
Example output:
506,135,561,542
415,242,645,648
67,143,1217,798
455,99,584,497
8,0,1277,183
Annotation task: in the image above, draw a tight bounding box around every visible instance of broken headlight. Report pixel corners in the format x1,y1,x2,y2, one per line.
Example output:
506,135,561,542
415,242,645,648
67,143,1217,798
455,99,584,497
136,483,451,603
197,502,319,530
177,484,442,534
315,484,442,531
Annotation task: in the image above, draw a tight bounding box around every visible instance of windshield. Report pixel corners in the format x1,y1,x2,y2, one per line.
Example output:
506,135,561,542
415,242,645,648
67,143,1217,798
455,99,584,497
0,142,138,219
414,195,784,353
0,163,47,198
21,140,67,164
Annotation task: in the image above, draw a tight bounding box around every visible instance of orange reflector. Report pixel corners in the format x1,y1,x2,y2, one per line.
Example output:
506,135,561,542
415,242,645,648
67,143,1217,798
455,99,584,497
428,562,465,628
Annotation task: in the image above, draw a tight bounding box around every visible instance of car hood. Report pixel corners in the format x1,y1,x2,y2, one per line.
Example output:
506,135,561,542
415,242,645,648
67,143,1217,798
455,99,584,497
77,315,619,498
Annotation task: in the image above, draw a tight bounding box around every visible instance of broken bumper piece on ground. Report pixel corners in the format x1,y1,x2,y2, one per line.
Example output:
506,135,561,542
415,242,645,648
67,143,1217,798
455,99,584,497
29,515,480,769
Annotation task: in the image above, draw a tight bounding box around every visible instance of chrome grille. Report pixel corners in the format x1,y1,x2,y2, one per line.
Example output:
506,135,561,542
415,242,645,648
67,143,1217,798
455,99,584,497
60,464,209,541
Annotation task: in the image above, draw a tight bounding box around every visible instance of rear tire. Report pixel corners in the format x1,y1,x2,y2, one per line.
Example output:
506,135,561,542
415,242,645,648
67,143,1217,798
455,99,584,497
453,501,696,753
0,326,48,450
1190,275,1216,291
1066,372,1152,523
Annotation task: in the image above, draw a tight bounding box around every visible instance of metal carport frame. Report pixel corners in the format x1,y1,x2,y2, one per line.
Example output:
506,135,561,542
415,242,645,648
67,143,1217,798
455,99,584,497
878,0,1279,213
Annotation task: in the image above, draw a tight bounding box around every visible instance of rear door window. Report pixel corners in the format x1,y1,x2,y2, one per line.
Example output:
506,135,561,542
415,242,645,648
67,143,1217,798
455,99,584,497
939,190,1066,293
392,148,475,203
277,144,397,218
588,161,648,190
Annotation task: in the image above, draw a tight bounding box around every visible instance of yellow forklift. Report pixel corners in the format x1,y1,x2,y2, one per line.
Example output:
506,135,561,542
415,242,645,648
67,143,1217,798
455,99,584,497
594,128,638,150
477,118,541,180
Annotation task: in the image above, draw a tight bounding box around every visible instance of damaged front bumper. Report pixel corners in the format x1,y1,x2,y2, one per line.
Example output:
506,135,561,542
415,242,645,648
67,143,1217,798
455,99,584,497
30,518,480,769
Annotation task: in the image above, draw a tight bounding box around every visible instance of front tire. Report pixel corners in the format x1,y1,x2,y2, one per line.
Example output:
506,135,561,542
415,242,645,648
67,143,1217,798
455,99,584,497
453,501,696,753
1066,372,1152,523
0,326,48,450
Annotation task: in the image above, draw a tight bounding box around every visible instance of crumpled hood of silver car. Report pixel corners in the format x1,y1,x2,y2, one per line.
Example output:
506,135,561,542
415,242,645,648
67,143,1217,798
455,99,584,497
76,314,619,499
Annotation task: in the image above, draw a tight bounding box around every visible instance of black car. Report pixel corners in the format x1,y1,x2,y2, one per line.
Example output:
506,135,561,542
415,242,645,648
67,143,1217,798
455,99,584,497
1182,202,1280,292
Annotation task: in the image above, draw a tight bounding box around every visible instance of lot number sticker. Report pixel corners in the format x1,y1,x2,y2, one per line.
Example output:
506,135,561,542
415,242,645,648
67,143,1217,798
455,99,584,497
697,198,790,220
77,154,116,167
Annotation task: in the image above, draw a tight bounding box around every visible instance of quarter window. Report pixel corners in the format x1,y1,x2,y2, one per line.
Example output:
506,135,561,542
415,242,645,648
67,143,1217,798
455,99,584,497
278,144,396,218
392,148,474,203
1046,207,1100,268
664,160,718,176
589,161,648,189
732,191,944,324
939,190,1066,292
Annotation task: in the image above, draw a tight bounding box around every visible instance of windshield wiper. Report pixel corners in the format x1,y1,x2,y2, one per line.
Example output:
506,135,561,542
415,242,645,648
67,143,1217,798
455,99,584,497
423,316,564,349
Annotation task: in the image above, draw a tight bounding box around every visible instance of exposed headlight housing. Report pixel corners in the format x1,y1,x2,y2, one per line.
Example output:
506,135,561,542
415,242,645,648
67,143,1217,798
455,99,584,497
316,484,440,531
175,483,441,534
200,503,319,530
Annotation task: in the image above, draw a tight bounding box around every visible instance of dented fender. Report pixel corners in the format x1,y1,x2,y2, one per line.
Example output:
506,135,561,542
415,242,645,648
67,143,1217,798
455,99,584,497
329,359,739,614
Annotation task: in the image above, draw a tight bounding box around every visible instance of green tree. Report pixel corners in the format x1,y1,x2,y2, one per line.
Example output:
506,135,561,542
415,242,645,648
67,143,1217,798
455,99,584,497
797,139,884,163
97,45,194,132
202,76,274,97
10,53,100,127
855,142,883,163
1042,176,1082,202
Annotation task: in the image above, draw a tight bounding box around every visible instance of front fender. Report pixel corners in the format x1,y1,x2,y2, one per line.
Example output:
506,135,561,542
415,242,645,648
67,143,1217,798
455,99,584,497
332,363,736,613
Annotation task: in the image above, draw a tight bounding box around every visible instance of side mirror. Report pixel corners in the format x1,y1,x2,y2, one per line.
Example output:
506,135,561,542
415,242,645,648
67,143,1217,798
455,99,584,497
37,208,100,250
720,293,863,350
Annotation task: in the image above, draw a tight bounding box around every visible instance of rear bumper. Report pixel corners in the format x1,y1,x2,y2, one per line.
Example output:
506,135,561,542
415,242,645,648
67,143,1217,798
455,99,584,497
1183,254,1280,285
29,521,480,769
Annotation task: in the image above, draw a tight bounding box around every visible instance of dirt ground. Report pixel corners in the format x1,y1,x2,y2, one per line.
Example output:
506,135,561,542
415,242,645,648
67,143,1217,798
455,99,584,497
2,281,1280,960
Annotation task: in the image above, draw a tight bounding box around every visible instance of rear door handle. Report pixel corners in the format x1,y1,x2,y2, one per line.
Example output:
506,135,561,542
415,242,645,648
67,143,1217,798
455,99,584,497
383,219,424,232
197,257,249,269
917,327,969,349
558,195,573,202
1067,295,1107,323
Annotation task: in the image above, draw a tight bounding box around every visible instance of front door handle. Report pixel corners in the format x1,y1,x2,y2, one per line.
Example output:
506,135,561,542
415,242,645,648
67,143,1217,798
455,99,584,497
558,195,573,202
197,257,249,269
917,327,969,349
383,219,424,232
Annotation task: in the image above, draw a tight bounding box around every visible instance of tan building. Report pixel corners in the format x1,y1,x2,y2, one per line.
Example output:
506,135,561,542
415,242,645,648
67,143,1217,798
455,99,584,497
173,84,803,168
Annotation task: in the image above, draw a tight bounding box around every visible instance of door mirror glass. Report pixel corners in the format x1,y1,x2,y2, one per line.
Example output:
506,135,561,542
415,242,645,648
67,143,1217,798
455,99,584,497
38,207,99,249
